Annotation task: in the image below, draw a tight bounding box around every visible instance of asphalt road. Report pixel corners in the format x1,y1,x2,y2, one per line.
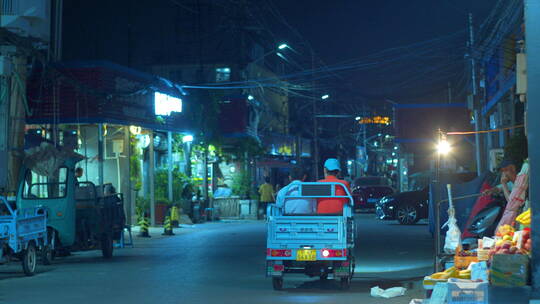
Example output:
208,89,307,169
1,214,434,304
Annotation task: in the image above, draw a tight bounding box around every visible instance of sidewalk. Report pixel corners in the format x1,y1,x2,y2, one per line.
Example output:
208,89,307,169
130,224,198,240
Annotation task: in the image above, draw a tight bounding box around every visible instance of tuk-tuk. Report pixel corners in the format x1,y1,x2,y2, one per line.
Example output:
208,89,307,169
17,158,125,261
0,196,48,275
266,182,356,290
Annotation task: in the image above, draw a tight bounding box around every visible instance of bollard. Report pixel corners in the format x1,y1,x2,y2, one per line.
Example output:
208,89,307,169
138,216,151,238
170,206,179,228
162,216,174,236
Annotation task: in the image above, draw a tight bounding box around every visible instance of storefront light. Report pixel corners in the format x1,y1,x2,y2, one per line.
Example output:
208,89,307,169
182,134,194,143
154,92,182,116
130,125,142,135
139,134,151,149
153,135,161,148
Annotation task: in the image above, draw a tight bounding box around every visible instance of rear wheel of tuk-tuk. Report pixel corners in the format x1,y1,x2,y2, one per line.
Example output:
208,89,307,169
101,233,114,259
272,277,283,290
340,256,355,290
41,228,55,265
22,242,37,276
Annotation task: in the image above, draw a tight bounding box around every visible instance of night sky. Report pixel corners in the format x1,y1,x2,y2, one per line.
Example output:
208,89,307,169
273,0,496,104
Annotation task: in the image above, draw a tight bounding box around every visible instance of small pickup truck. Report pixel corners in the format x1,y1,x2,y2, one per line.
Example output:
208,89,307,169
266,182,356,290
0,196,48,276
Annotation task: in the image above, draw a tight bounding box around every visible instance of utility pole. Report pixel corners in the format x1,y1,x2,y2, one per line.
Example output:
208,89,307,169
362,103,367,176
468,13,482,176
525,0,540,299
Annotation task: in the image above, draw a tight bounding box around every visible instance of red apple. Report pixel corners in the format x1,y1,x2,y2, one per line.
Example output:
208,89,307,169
502,243,512,250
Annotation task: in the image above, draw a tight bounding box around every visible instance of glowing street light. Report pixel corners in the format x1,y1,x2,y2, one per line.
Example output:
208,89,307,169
182,134,194,143
278,43,289,50
247,95,254,100
436,139,451,155
321,94,329,100
355,116,361,121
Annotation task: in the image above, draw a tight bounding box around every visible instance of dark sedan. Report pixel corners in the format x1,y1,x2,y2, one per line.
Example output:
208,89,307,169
352,177,395,212
376,187,429,225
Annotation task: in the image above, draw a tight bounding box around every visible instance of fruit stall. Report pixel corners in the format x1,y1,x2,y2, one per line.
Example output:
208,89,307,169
421,207,531,303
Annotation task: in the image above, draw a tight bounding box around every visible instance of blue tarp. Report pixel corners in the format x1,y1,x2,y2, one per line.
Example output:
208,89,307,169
428,173,494,236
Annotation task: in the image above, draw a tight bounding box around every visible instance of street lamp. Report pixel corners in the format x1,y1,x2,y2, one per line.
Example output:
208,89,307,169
252,43,291,65
436,139,451,155
321,94,329,100
434,130,451,272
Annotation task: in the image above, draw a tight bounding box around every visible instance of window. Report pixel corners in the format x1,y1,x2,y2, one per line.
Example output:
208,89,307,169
23,167,68,199
216,67,231,82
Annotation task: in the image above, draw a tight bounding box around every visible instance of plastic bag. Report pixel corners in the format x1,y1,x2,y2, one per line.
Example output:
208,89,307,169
370,286,407,298
443,216,461,254
443,184,461,254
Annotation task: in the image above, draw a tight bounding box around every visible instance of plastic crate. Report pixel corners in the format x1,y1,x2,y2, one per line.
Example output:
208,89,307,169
447,279,488,304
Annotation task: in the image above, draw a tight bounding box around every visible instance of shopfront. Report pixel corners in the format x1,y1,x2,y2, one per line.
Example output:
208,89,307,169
26,61,194,226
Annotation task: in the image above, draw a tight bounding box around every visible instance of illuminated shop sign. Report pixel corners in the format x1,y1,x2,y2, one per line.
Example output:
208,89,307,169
358,116,391,125
154,92,182,116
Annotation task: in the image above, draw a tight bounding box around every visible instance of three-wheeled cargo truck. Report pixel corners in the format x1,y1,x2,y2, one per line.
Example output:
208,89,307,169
17,157,125,261
266,182,356,290
0,196,48,275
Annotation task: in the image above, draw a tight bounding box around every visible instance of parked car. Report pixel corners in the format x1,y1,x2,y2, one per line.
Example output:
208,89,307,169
376,187,429,224
352,177,395,212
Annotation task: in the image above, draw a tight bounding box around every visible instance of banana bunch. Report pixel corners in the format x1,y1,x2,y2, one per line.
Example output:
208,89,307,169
516,209,531,225
458,269,471,279
431,266,456,280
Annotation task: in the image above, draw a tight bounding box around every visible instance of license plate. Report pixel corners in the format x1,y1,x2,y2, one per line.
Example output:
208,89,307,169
296,249,316,261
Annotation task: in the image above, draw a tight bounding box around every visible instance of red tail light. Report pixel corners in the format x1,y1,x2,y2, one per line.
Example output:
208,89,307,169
321,249,347,258
267,249,292,257
273,264,285,272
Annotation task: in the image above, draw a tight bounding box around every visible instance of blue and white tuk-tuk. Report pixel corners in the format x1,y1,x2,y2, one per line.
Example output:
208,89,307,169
266,182,356,290
0,196,48,276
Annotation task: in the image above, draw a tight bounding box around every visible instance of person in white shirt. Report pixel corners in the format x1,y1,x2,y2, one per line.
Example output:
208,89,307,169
275,167,316,214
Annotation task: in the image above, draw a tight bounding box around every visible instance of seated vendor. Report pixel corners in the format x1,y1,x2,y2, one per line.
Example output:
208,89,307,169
484,158,517,202
276,167,316,214
317,158,350,214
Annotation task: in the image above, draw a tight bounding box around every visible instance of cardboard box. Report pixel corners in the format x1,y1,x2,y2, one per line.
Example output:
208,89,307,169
447,278,488,304
490,254,529,287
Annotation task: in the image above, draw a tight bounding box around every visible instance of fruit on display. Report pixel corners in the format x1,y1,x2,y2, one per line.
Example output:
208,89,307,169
516,209,531,225
496,224,515,237
522,228,532,252
456,250,477,257
458,269,471,279
430,266,456,280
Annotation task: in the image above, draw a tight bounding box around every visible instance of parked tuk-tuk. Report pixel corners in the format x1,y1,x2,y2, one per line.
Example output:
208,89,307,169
0,196,48,275
16,157,125,261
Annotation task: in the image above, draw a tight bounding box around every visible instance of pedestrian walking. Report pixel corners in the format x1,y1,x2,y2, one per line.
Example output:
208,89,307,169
258,177,275,220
